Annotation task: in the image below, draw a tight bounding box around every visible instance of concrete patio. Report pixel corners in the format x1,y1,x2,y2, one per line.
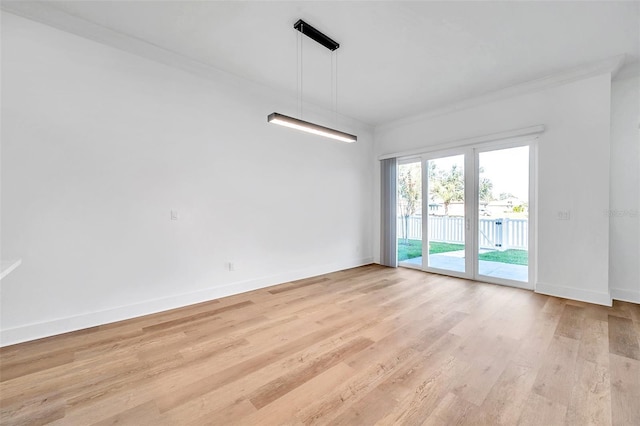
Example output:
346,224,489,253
402,250,528,282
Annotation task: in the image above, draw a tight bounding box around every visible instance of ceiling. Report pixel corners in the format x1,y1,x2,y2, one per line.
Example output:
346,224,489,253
3,1,639,126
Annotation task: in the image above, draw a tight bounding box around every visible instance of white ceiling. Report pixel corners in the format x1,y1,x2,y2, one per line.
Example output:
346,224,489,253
3,1,639,126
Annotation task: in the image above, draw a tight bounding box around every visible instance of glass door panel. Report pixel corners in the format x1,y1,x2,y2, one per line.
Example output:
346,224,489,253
397,160,422,268
477,146,529,282
426,155,466,274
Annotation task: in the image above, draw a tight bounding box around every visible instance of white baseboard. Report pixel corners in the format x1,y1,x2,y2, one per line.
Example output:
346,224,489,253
535,282,612,306
610,288,640,304
0,257,374,347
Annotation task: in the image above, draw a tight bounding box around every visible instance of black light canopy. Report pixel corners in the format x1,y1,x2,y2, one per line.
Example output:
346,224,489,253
294,19,339,51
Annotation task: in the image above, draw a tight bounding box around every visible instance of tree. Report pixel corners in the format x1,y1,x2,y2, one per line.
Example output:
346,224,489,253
499,192,515,200
513,203,528,213
478,167,494,204
398,163,421,242
479,177,494,203
430,164,464,215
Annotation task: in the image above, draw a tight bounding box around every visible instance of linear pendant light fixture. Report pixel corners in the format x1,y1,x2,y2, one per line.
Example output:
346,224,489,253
268,113,357,143
268,19,357,143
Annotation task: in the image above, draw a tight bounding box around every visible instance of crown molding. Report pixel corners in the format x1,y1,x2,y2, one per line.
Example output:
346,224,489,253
613,61,640,82
0,2,374,131
0,2,260,92
377,55,626,132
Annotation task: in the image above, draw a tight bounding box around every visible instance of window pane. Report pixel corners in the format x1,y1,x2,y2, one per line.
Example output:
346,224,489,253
397,161,422,266
427,155,465,273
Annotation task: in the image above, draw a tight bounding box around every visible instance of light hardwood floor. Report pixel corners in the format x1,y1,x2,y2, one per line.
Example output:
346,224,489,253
1,265,639,425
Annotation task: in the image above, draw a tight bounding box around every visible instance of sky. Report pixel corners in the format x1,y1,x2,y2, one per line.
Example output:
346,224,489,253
425,145,530,202
479,146,529,202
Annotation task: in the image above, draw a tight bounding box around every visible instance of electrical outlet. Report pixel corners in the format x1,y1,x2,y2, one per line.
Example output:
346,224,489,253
227,262,235,271
557,210,570,220
170,210,178,220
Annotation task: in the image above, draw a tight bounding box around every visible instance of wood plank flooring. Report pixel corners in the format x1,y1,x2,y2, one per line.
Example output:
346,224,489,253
1,265,639,425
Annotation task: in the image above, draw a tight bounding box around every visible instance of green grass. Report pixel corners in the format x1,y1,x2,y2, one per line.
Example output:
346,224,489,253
430,242,465,254
398,239,528,265
397,239,422,261
397,239,464,261
478,249,528,266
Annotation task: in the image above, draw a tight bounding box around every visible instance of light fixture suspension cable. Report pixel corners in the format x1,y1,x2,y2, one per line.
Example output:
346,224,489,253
300,22,304,119
335,50,338,124
331,51,335,124
297,29,302,119
296,29,300,118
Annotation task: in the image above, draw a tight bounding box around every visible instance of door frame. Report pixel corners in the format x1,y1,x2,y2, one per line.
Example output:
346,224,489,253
421,148,474,280
473,139,536,290
397,137,537,291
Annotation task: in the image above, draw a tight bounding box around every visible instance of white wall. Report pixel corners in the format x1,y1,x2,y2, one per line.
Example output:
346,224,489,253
610,75,640,303
374,73,613,306
0,13,374,346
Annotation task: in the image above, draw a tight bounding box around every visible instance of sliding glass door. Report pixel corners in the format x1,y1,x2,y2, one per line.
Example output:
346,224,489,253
476,145,530,285
425,153,468,276
397,141,534,289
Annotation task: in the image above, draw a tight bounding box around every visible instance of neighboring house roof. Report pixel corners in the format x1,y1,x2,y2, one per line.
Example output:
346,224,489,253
488,197,525,206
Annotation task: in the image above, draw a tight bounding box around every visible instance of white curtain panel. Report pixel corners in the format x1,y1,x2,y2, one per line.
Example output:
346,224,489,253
380,158,397,267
